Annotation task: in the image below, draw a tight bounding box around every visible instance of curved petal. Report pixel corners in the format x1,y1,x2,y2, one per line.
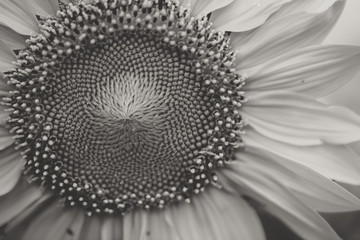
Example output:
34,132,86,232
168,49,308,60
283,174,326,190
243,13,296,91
243,128,360,185
124,187,265,240
0,146,22,196
0,178,44,226
0,39,17,72
218,162,342,240
237,145,360,212
232,1,344,70
171,187,265,240
0,0,40,35
63,211,86,240
323,211,360,240
230,0,342,47
242,91,360,146
100,216,123,240
242,45,360,98
350,141,360,158
277,0,339,15
123,210,148,240
3,193,54,240
124,208,179,240
0,25,26,50
79,216,102,240
0,81,11,97
181,0,233,18
29,0,60,17
0,127,15,150
210,0,292,32
0,106,10,127
21,205,84,240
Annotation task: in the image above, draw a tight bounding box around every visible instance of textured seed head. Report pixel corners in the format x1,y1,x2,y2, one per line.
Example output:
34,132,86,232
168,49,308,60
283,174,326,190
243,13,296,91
4,0,245,214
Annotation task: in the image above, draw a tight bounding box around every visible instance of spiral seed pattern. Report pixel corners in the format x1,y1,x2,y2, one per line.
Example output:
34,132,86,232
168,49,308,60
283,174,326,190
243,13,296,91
4,0,245,214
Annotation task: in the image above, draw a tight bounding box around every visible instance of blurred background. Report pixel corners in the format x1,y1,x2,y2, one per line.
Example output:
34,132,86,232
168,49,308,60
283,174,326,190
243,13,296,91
324,0,360,113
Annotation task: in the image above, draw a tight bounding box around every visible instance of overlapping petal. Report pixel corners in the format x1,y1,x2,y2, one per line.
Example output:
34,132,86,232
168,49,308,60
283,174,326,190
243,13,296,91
0,39,17,73
0,0,39,35
79,216,102,240
210,0,292,32
29,0,60,17
0,127,15,151
242,45,360,97
21,205,84,240
244,128,360,185
218,162,342,240
277,0,339,15
0,179,44,227
0,106,10,127
242,91,360,146
0,146,23,196
100,216,123,240
231,0,344,70
0,25,26,50
123,187,264,240
323,211,360,240
181,0,233,18
236,146,360,212
123,209,178,240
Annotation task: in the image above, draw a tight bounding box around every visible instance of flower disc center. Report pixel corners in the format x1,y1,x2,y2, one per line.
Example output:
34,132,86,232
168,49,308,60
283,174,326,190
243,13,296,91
55,32,213,203
5,0,245,214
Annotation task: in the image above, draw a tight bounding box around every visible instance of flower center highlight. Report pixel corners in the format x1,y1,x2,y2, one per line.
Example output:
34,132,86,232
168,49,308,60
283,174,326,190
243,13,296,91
4,0,245,214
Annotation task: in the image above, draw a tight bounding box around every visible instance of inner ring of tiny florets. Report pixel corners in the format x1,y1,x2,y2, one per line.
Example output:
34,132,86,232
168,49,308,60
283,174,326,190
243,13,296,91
5,0,245,214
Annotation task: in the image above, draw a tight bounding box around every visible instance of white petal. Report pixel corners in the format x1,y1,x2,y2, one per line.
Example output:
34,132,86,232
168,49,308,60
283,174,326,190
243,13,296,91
79,216,102,240
0,179,44,226
0,82,11,98
350,141,360,158
242,45,360,97
124,187,264,240
0,25,26,50
242,91,360,145
186,0,233,18
322,211,360,240
0,106,10,127
0,127,15,150
29,0,60,17
4,193,54,240
100,216,123,240
277,0,339,14
63,211,86,240
0,0,40,35
244,128,360,185
237,145,360,212
210,0,292,32
123,211,144,240
230,0,342,47
0,147,22,196
218,162,342,240
0,39,17,72
172,187,264,240
123,207,179,240
232,1,344,70
22,205,84,240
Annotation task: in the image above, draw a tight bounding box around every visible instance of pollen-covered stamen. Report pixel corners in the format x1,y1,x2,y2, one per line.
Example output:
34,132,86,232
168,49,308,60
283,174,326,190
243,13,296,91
4,0,245,214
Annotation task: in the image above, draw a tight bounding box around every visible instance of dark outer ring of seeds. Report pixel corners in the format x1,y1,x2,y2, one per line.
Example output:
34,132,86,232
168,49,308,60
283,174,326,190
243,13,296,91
4,0,245,214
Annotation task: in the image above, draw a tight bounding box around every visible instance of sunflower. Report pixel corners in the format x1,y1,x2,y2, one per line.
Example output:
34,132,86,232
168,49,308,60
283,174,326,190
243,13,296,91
1,0,360,239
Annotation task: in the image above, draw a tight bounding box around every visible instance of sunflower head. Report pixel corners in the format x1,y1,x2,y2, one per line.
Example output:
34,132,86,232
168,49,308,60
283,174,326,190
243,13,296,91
1,0,360,240
4,0,245,215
